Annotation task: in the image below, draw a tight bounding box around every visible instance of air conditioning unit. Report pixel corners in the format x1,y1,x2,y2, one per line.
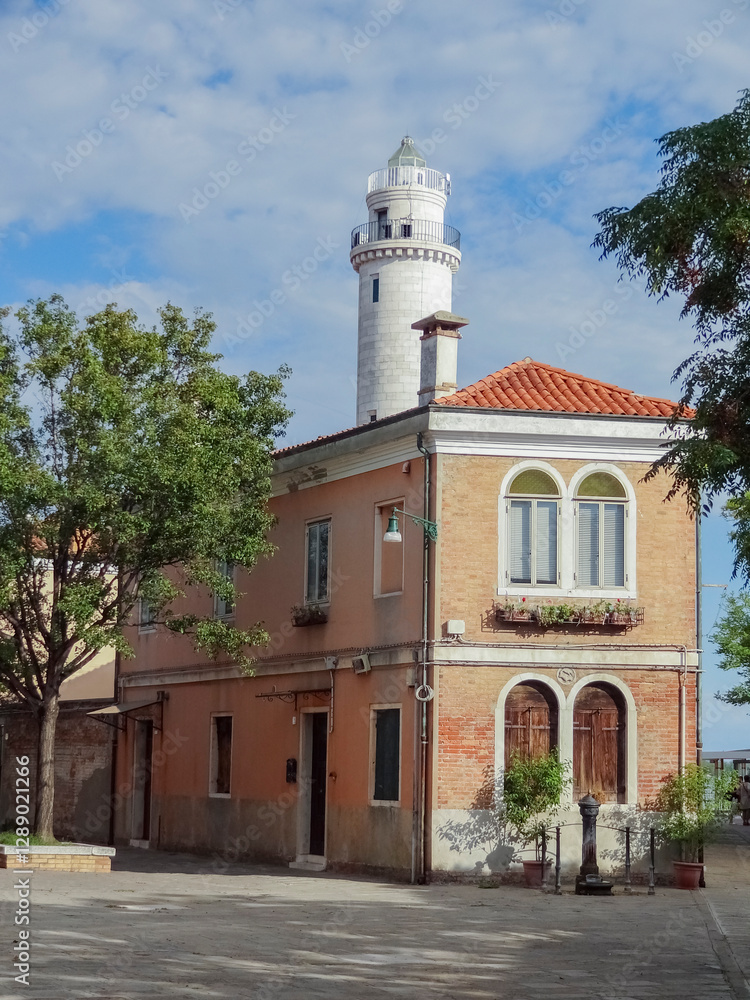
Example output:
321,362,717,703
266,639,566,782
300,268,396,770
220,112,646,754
352,653,371,675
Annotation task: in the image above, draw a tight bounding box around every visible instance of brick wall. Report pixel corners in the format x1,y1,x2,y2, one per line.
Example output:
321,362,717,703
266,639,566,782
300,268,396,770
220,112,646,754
0,702,114,844
435,665,697,809
438,455,696,646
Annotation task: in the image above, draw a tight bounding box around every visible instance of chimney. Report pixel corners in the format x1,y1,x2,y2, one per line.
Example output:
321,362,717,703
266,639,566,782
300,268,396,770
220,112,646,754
413,311,469,407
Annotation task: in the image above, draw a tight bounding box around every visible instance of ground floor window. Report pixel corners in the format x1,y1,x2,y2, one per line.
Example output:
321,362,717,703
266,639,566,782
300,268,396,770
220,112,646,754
372,707,400,803
210,715,233,796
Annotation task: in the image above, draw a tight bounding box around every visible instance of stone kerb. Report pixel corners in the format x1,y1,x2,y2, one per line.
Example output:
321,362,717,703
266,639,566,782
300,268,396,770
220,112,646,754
0,843,115,872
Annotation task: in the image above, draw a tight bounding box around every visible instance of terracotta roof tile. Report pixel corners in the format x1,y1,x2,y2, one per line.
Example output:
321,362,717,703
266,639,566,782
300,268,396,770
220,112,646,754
436,358,689,419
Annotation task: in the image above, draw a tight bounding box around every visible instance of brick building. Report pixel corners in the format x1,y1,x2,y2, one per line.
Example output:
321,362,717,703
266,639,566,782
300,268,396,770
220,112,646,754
111,141,697,879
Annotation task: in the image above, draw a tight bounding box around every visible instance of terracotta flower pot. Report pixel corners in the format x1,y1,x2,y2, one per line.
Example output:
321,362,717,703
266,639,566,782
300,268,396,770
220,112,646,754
522,859,551,888
673,860,703,889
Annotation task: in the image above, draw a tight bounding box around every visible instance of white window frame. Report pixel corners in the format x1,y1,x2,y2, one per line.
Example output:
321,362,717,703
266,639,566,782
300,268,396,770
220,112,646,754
209,713,233,798
373,498,405,598
369,704,402,807
571,465,634,596
304,518,331,606
213,560,236,619
507,496,561,588
137,597,157,633
497,461,637,600
499,462,564,594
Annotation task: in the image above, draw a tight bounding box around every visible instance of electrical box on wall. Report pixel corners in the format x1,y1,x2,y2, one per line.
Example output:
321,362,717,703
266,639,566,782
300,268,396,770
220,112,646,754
446,620,465,635
352,653,371,674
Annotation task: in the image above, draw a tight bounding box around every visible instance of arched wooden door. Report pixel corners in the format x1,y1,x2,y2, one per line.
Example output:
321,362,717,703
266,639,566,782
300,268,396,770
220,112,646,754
573,684,625,802
504,682,558,766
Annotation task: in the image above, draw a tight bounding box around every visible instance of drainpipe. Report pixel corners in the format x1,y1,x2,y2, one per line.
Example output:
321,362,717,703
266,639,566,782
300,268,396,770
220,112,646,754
415,432,431,885
695,512,703,766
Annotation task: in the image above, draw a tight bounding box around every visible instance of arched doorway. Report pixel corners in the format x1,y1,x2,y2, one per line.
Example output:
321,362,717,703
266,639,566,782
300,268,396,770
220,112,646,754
504,682,558,767
573,683,625,802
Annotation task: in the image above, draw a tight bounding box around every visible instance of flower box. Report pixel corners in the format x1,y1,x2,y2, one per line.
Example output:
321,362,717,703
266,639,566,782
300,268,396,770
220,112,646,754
495,607,533,622
495,603,644,628
291,604,328,627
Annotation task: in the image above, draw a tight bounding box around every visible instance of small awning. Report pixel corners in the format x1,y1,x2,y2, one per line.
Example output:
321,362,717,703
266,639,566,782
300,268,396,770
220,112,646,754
703,749,750,761
87,699,163,730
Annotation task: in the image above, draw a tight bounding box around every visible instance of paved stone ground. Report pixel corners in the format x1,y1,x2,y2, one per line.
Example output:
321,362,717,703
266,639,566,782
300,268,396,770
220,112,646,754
0,826,748,1000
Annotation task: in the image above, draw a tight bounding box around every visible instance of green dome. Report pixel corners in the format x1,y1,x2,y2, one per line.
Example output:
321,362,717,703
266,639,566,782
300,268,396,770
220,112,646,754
388,136,427,168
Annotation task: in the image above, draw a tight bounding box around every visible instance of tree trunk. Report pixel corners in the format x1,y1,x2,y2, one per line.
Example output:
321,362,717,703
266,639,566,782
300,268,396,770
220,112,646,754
35,693,60,840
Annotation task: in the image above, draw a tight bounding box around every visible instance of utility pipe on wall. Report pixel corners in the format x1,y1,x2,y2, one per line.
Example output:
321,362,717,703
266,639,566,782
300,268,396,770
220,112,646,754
414,432,432,885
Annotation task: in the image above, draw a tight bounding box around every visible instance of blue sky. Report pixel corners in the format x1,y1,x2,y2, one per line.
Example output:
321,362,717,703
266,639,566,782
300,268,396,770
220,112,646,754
2,0,749,744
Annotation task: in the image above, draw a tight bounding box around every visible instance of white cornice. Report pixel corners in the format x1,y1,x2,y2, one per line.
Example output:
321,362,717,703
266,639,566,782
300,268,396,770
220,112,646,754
424,408,674,462
272,406,677,494
432,643,698,668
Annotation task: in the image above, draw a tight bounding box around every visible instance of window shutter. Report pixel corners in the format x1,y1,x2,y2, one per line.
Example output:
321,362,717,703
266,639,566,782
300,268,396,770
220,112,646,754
602,503,625,587
509,500,531,584
318,521,329,600
577,502,599,587
535,500,557,585
306,524,318,603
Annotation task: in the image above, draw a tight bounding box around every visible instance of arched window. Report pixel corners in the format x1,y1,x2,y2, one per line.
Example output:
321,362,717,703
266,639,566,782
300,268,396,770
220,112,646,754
504,681,559,768
575,472,627,589
506,470,560,587
573,683,625,803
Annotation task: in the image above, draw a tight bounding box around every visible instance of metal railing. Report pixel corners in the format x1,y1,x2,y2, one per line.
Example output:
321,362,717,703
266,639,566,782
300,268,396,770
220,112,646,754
350,218,461,251
367,165,449,193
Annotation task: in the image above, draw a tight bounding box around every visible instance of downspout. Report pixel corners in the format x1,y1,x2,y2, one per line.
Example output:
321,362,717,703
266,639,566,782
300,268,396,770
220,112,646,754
678,651,686,773
415,432,431,885
695,512,703,766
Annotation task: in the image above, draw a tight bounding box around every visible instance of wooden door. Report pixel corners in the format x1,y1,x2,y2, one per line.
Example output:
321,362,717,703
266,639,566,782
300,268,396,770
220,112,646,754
505,684,556,767
573,686,623,802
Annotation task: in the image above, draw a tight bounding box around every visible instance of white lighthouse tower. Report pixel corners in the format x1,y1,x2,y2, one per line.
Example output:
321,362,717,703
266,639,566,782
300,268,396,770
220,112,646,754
350,137,461,424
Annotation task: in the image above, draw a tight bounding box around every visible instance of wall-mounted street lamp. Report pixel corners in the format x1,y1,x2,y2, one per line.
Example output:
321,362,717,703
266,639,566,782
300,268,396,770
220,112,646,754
383,507,438,543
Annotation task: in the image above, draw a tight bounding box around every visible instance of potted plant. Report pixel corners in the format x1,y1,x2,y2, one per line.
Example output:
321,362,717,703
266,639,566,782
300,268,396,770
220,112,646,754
503,749,571,887
533,602,579,626
496,598,532,622
290,603,328,627
656,763,737,889
606,600,638,625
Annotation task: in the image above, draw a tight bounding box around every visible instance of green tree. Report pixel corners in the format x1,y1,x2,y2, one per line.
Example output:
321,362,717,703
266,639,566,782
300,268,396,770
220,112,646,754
0,295,290,838
710,590,750,706
593,89,750,514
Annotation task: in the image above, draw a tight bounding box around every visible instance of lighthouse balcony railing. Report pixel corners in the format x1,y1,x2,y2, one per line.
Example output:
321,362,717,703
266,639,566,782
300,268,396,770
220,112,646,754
351,218,461,251
367,165,449,193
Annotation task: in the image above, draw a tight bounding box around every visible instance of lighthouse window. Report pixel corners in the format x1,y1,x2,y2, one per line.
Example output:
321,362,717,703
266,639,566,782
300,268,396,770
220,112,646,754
372,276,380,303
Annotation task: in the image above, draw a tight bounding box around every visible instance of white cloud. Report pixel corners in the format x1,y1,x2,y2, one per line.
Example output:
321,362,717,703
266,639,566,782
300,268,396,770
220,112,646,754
0,0,749,449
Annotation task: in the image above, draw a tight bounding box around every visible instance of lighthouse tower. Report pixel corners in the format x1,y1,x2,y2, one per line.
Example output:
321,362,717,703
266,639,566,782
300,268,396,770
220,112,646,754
350,137,461,424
